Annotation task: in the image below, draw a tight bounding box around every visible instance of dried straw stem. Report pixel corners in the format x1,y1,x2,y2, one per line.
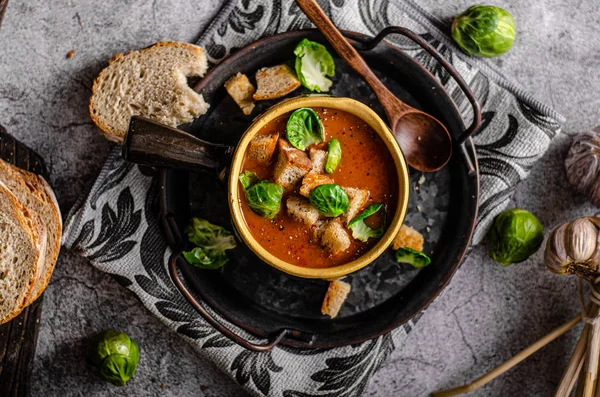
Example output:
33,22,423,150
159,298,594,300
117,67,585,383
554,322,589,397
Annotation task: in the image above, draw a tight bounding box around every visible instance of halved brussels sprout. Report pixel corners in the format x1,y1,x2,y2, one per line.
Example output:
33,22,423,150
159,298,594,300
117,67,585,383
286,108,324,151
309,184,349,217
294,38,335,92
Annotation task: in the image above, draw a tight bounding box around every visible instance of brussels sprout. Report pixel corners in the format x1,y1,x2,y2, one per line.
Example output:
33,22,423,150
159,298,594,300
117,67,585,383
183,218,237,269
325,139,342,174
451,5,516,58
348,203,386,242
246,181,285,219
489,208,544,266
309,184,349,217
286,108,324,151
294,38,335,92
395,247,431,268
86,330,139,386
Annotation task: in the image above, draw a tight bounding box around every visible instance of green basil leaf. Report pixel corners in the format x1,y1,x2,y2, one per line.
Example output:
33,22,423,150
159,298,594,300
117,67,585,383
286,108,324,151
309,184,349,217
348,203,386,242
293,38,335,92
325,138,342,173
395,247,431,268
245,181,284,219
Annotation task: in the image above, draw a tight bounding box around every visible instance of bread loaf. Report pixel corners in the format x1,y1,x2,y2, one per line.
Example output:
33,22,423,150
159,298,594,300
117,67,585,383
0,159,62,305
0,181,47,324
89,41,209,143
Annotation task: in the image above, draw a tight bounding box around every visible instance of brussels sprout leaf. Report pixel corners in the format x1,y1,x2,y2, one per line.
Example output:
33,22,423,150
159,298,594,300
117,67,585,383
325,138,342,174
309,184,349,217
239,170,260,190
286,108,324,150
183,218,237,269
294,38,335,92
348,204,386,242
395,247,431,268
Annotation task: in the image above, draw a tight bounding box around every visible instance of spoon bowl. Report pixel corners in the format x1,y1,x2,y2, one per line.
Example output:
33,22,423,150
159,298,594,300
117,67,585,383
393,111,453,171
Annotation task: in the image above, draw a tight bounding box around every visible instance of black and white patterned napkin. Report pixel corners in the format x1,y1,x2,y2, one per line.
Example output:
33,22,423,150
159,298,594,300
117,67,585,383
63,1,564,396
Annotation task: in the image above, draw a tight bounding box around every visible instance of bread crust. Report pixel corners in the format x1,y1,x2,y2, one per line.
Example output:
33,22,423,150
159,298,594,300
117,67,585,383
89,41,208,143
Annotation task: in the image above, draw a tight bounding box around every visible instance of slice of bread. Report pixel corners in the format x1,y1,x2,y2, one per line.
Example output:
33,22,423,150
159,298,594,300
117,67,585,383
0,159,62,305
320,219,351,255
90,41,209,143
224,72,255,115
299,173,333,197
309,148,327,174
321,279,351,318
253,65,301,101
0,181,46,324
341,187,370,225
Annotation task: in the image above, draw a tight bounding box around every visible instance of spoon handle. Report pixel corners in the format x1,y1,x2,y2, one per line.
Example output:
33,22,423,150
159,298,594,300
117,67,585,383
295,0,409,116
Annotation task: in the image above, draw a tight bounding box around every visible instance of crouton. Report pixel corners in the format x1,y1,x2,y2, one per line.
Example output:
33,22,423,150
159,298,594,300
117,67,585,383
341,187,370,224
299,173,334,197
321,279,351,318
224,72,255,115
273,139,312,189
393,224,424,251
309,148,328,174
287,196,320,226
321,219,351,255
248,133,278,164
253,65,301,101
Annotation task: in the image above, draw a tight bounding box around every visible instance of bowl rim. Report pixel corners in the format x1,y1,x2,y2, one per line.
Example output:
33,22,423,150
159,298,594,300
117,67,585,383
228,95,410,279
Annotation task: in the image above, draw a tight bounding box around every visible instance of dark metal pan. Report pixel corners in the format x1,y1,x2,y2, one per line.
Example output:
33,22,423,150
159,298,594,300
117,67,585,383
158,28,480,351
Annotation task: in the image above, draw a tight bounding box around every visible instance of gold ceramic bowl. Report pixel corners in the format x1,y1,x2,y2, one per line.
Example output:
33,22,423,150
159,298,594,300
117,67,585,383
228,96,410,279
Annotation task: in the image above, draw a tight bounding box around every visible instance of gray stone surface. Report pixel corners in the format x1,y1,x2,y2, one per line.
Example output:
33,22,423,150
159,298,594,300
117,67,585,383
0,0,598,396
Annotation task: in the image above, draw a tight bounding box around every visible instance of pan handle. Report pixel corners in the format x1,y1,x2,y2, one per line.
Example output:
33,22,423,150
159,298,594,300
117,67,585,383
122,116,234,177
168,252,291,352
360,26,481,173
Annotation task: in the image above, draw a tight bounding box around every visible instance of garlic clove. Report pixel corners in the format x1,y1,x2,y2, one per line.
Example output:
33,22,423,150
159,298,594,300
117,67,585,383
545,223,569,274
567,218,597,261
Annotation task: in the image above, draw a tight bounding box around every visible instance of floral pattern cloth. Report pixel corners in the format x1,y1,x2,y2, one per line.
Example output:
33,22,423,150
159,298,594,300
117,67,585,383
63,1,563,396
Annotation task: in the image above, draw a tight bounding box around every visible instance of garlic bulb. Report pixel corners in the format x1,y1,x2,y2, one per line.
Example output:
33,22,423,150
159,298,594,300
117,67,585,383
545,216,600,278
565,127,600,207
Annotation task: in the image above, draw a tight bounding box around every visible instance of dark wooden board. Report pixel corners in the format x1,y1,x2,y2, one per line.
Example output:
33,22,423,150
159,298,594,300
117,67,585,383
0,124,49,397
0,0,8,31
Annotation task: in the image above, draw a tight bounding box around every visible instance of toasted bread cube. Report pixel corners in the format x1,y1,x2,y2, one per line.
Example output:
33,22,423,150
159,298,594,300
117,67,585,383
273,139,312,189
393,224,424,251
309,148,328,174
321,219,351,255
224,72,255,115
341,187,370,225
299,173,334,197
253,65,301,101
287,196,320,226
321,279,351,318
248,133,279,164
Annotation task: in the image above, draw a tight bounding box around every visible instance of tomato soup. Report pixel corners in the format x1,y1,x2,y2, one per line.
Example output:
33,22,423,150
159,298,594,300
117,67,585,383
239,107,398,268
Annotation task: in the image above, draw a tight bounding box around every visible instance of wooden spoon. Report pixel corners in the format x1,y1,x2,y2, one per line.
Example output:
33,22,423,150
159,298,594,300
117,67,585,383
296,0,452,172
